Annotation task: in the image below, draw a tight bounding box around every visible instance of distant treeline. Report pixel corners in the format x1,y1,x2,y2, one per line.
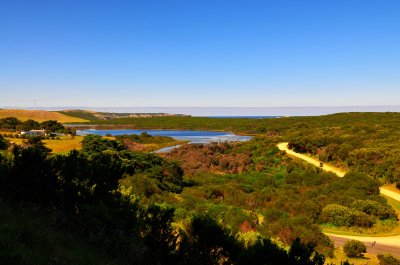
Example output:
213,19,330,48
76,112,400,183
0,117,75,135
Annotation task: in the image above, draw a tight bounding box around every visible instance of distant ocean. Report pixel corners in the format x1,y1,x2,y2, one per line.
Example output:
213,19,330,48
5,106,400,117
207,116,281,119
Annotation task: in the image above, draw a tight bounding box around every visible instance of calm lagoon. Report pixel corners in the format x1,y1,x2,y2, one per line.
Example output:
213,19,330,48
76,129,252,144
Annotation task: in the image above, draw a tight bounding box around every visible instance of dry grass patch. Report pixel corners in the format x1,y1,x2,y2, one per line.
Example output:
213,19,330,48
43,136,83,153
0,109,88,123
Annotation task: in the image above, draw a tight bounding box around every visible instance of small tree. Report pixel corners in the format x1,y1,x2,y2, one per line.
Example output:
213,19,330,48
343,240,366,258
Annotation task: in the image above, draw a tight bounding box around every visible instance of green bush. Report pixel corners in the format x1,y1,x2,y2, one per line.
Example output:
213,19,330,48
377,253,400,265
321,204,374,227
343,240,366,258
351,199,397,220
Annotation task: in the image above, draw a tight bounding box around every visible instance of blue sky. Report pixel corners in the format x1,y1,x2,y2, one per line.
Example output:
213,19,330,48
1,0,400,108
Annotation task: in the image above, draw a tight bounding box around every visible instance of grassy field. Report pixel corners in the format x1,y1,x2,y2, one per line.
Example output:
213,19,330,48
385,195,400,215
3,135,84,154
4,135,184,154
43,136,84,153
0,109,88,123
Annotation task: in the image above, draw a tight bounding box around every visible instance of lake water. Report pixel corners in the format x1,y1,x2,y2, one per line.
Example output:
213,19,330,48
76,129,252,144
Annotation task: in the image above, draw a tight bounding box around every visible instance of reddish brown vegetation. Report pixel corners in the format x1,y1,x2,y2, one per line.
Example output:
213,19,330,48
162,143,252,175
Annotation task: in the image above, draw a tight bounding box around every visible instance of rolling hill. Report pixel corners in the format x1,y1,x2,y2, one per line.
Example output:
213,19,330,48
0,109,88,123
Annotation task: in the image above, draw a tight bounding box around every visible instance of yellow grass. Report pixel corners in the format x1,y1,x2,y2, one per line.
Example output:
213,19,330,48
5,138,24,145
326,247,379,265
43,136,83,153
4,135,83,154
0,109,88,123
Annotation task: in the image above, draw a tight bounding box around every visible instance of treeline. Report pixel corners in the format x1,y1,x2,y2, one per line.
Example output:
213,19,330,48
115,132,175,144
0,117,75,135
0,136,331,265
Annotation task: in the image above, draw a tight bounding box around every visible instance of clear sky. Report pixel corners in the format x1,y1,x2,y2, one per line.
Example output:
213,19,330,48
1,0,400,108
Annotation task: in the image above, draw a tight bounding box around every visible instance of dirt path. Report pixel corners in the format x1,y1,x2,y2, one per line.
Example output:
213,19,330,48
277,142,396,200
277,142,400,254
329,235,400,257
380,188,400,202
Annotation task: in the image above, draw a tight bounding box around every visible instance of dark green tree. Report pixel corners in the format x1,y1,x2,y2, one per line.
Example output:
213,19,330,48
20,119,40,131
0,117,22,130
40,120,65,133
343,240,366,258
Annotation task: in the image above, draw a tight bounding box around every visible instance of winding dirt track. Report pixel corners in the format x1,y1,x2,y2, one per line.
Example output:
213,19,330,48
277,142,400,255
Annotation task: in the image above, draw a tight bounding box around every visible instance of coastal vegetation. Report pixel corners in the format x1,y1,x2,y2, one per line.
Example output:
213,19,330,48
1,110,400,264
0,136,329,265
78,112,400,184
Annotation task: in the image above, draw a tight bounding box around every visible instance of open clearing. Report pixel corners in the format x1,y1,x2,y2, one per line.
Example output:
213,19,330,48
0,109,88,123
43,136,84,153
4,135,84,154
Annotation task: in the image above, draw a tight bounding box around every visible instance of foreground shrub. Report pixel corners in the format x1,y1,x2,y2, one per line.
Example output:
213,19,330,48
343,240,366,258
377,253,400,265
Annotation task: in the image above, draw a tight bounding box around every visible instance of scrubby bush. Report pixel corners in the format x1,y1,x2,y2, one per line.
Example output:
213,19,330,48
377,253,400,265
343,240,366,258
321,204,374,227
351,199,397,220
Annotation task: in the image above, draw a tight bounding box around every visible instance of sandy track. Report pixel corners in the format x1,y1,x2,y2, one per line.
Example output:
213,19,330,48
277,142,346,177
277,142,400,253
329,235,400,257
277,142,395,200
380,188,400,202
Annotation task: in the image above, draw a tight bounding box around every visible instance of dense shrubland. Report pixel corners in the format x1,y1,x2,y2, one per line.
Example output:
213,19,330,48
125,138,396,256
2,112,400,264
0,136,333,265
81,112,400,183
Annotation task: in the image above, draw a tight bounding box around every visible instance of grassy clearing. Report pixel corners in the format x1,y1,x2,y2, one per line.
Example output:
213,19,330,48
0,109,88,123
4,135,83,154
326,247,379,265
385,195,400,215
43,136,83,153
4,135,183,154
